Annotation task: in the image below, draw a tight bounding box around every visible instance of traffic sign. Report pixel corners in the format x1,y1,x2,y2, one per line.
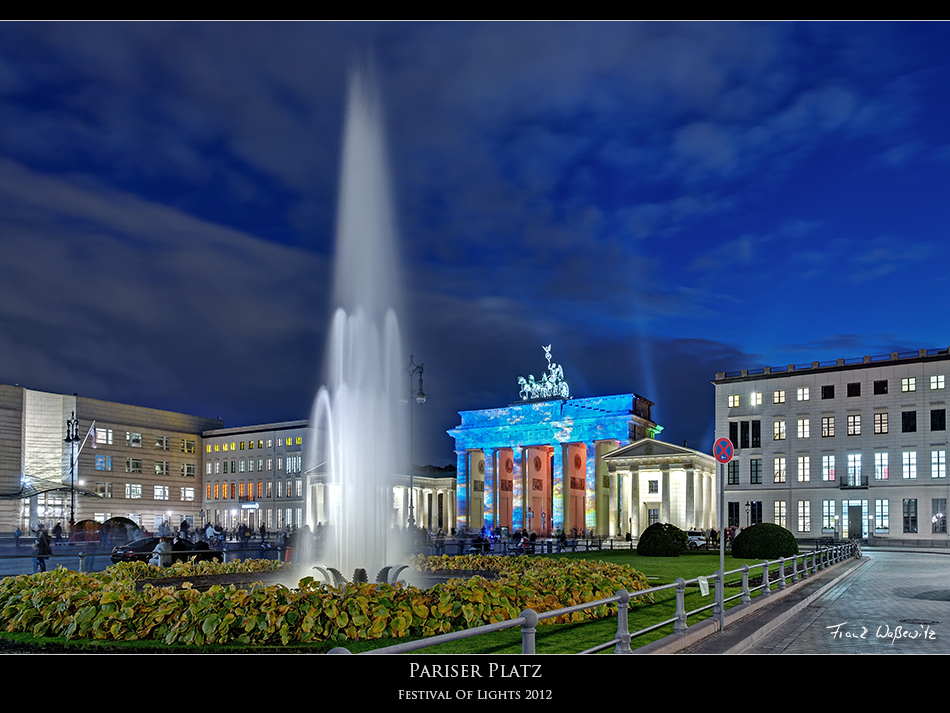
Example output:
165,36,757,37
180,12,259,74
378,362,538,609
713,437,734,464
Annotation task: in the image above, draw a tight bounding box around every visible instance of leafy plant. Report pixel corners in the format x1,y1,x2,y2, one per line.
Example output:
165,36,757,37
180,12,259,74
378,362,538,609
636,523,688,557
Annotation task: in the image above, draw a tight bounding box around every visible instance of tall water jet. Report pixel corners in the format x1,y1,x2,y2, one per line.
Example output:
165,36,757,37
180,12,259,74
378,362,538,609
306,67,407,578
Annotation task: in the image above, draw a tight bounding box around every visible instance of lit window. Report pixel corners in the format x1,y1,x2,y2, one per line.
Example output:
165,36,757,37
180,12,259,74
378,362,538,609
798,455,810,482
214,444,220,452
933,450,946,479
902,377,916,392
775,500,787,528
773,421,786,441
154,461,169,476
155,436,170,450
875,452,889,480
96,428,114,445
96,483,112,498
182,439,196,454
153,485,169,500
822,416,835,437
125,483,142,499
126,432,142,448
798,500,811,533
931,375,945,390
847,415,861,435
773,390,786,404
797,387,809,401
749,392,761,407
773,456,786,483
933,499,947,534
875,500,889,533
181,487,195,502
823,500,837,531
95,455,112,471
822,455,835,481
296,436,303,445
239,441,245,450
903,451,917,479
797,419,810,439
181,463,195,478
847,454,862,483
874,412,888,434
126,458,142,474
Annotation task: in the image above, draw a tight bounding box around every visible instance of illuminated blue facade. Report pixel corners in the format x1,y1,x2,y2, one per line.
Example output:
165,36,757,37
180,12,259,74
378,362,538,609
448,394,659,536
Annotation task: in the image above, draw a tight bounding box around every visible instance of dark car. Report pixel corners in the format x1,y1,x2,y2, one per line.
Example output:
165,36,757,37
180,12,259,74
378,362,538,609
110,537,222,565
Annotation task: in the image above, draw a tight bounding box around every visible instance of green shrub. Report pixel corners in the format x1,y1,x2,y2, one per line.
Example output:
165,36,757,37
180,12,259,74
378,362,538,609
732,523,799,560
636,523,688,557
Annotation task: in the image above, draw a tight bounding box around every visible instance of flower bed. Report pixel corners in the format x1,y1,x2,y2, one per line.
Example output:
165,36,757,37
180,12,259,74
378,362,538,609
0,556,649,646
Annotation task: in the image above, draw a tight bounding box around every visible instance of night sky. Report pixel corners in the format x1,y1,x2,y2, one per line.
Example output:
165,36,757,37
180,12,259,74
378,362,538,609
1,22,949,466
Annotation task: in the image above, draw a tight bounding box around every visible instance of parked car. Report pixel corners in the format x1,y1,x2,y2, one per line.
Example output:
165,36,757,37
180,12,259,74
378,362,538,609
110,537,221,565
687,531,707,550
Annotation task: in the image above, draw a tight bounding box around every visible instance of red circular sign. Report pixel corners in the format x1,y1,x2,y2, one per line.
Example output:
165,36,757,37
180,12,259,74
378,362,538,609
714,437,734,464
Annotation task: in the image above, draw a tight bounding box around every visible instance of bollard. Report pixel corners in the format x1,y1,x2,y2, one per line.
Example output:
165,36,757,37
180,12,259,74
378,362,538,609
711,571,721,622
761,561,771,597
674,578,687,634
791,554,799,583
520,609,539,655
778,558,786,590
741,564,751,605
614,589,632,654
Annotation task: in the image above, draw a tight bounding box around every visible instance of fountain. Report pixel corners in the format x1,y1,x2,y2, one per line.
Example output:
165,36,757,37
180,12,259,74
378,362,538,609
305,66,409,581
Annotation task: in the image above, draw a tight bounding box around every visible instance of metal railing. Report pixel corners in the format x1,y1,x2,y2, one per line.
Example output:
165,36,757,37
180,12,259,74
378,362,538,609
329,541,861,655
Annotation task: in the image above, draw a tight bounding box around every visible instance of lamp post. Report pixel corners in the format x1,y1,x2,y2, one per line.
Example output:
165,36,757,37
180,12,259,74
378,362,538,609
404,355,426,527
745,500,751,528
64,412,80,529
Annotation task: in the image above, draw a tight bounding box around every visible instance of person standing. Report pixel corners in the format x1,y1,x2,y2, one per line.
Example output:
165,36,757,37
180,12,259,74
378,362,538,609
33,527,52,573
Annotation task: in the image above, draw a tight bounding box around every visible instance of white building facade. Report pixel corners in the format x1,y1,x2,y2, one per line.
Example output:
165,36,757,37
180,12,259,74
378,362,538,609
714,347,950,544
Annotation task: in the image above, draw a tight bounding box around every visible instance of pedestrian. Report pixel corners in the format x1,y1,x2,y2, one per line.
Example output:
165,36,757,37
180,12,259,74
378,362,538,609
33,527,52,573
13,527,21,548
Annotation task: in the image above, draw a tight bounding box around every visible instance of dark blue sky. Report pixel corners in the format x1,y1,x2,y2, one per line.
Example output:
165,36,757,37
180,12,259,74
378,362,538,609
1,22,949,465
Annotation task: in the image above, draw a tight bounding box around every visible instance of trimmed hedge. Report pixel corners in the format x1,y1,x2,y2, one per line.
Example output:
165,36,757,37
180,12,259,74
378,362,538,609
732,523,799,560
636,523,688,557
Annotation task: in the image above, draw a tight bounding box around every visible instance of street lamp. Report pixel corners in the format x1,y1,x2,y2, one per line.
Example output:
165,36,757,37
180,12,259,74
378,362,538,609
404,355,426,527
64,412,81,529
745,501,751,528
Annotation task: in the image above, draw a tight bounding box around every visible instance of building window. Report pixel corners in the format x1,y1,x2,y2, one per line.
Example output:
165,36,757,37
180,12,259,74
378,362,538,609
95,455,112,471
648,508,659,526
822,455,835,482
931,375,945,390
728,394,740,408
729,422,739,449
773,421,786,441
181,463,196,478
96,428,114,445
728,502,740,527
875,500,889,533
847,415,861,436
773,390,785,404
797,455,810,482
773,457,786,483
823,500,837,531
125,483,142,499
798,500,811,533
903,451,917,479
797,387,810,402
775,500,787,528
821,416,835,437
847,454,862,485
902,411,917,433
95,482,112,498
821,385,835,400
875,452,889,480
126,458,142,474
797,419,810,439
874,380,888,395
932,409,946,432
874,412,888,434
901,377,916,393
155,461,169,476
751,420,761,447
182,439,196,454
181,487,195,502
648,479,659,493
848,382,861,398
727,463,738,486
933,450,946,479
933,499,947,534
750,458,762,485
153,485,169,500
903,498,918,533
750,501,763,526
126,432,142,448
750,392,762,406
155,436,170,450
